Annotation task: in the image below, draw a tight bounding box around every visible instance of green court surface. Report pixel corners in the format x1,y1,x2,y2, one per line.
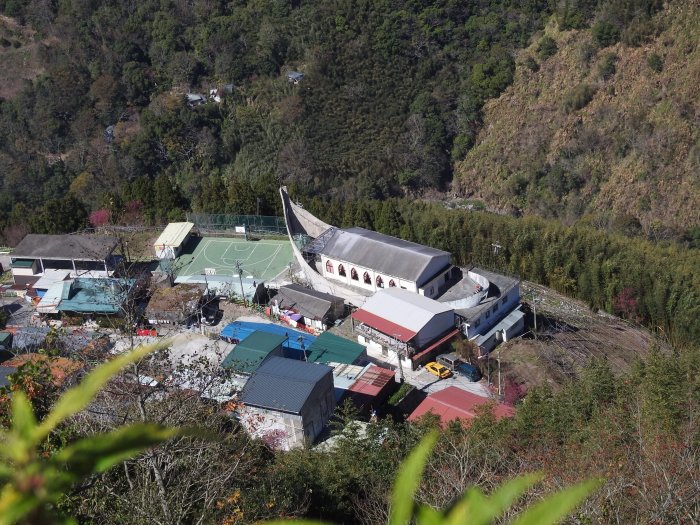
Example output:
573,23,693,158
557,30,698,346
175,237,293,281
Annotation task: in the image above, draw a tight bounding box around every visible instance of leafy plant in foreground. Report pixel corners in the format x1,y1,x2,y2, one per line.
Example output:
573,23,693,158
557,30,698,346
0,341,187,525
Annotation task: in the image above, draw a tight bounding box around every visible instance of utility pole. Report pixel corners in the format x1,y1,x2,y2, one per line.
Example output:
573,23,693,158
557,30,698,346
235,260,246,307
393,334,405,383
497,347,502,399
491,241,502,272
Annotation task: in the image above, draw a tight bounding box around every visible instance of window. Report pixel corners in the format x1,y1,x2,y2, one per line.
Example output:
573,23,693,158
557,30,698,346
474,319,481,327
351,268,359,281
376,275,384,288
363,271,371,284
338,264,346,277
486,310,490,319
501,294,508,305
388,279,396,287
325,260,334,274
429,286,434,296
493,304,498,313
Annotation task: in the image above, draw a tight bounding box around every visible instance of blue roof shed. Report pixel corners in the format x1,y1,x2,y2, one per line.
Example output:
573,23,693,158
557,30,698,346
220,321,315,352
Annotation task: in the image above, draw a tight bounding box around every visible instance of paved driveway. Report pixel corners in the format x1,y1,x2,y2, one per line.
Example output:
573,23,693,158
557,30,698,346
404,365,491,397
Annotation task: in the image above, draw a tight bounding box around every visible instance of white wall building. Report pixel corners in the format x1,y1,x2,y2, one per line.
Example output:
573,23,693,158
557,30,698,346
314,227,455,299
352,288,456,370
153,222,194,259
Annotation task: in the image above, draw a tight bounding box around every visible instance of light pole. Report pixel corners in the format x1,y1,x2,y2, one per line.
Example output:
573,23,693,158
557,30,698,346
235,260,246,307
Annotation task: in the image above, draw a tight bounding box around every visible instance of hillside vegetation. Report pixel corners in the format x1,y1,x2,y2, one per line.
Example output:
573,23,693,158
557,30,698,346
455,2,700,239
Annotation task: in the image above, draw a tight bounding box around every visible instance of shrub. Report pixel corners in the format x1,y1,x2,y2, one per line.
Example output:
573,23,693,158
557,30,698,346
597,53,617,80
537,35,557,60
647,52,663,73
524,56,540,72
563,84,596,113
592,21,620,48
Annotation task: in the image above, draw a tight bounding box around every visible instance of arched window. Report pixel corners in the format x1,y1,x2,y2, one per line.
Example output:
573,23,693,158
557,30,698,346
350,268,359,281
338,264,346,277
325,260,334,274
363,271,371,284
388,279,396,287
376,275,384,288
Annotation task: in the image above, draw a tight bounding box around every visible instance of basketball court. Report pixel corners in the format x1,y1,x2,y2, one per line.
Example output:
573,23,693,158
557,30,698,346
175,237,293,281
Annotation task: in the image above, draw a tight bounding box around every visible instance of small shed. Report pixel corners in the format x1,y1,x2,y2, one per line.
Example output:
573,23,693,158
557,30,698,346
304,332,366,365
220,321,315,352
237,356,334,450
154,222,195,259
221,331,287,374
271,284,345,332
146,284,206,326
346,365,396,413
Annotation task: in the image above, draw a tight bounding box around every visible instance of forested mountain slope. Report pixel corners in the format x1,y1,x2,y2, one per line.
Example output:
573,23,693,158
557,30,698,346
0,0,552,238
455,1,700,238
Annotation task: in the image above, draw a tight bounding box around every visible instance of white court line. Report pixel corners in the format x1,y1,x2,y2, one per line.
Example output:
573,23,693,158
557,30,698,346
180,238,209,275
257,245,282,280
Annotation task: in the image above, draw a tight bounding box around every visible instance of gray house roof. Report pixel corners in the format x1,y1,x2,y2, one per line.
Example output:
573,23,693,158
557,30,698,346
13,234,119,261
239,356,332,414
319,227,451,285
273,284,342,320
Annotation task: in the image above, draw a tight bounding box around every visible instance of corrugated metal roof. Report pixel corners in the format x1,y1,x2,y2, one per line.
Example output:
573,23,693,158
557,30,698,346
154,222,194,248
408,386,514,425
220,321,315,351
240,356,331,413
305,332,366,365
32,270,71,290
273,284,342,320
474,307,525,347
348,365,395,397
319,227,450,284
12,234,119,261
352,288,453,340
57,278,135,314
221,331,287,374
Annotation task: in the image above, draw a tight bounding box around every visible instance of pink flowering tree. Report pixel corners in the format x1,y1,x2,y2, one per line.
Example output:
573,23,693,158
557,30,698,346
89,208,111,228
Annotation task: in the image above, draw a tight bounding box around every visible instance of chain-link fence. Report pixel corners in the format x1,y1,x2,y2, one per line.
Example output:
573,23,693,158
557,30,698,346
186,213,287,236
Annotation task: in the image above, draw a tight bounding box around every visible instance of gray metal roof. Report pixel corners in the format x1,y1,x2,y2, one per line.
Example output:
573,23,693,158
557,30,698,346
240,356,332,414
319,227,451,284
273,284,342,320
13,234,119,261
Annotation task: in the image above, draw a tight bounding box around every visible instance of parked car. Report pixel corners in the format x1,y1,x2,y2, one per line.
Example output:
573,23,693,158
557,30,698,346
456,362,482,382
425,362,452,379
436,352,462,371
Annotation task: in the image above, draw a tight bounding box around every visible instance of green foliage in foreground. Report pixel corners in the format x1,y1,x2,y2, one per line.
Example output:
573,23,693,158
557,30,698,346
0,341,189,525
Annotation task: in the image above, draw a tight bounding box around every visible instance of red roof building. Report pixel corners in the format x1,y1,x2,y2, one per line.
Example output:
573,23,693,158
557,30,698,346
347,365,396,412
408,386,514,426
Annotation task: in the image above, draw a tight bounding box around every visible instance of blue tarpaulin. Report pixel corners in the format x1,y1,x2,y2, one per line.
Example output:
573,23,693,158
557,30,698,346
220,321,315,352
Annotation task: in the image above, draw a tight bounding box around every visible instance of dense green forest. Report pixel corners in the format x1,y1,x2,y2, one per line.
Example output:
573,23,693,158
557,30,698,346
0,0,679,237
